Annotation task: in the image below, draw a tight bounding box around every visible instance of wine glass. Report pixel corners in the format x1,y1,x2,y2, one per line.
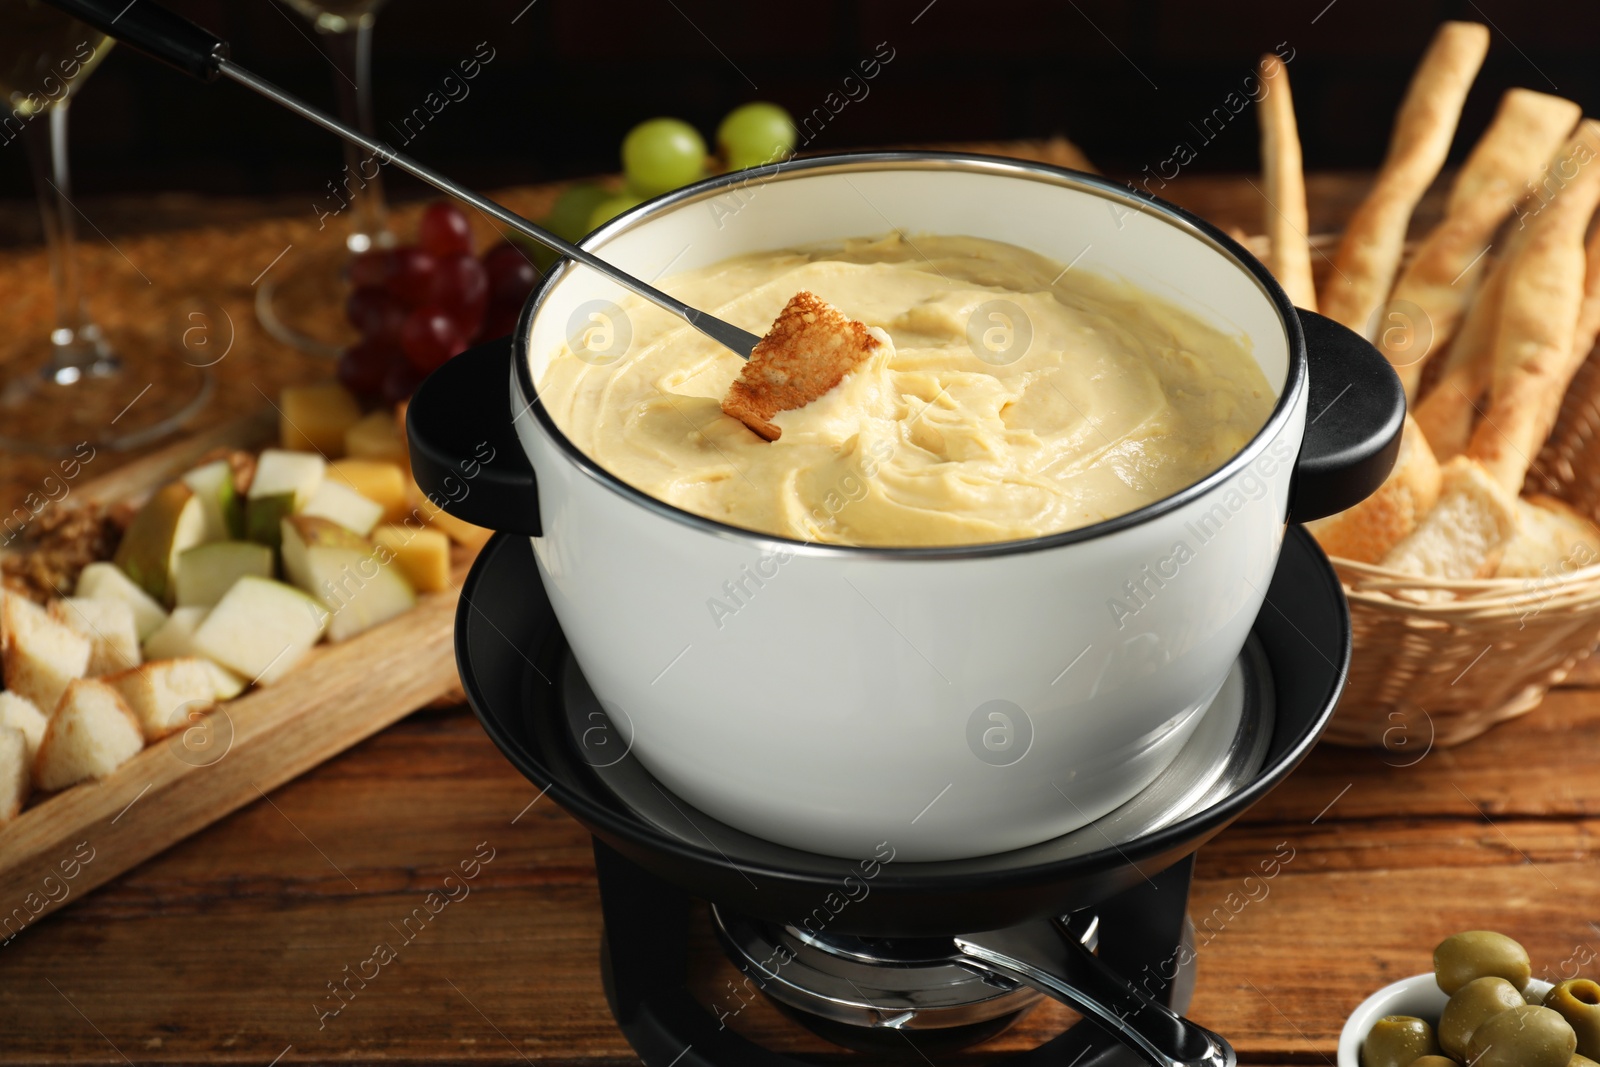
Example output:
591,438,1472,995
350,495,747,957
255,0,395,357
0,0,212,455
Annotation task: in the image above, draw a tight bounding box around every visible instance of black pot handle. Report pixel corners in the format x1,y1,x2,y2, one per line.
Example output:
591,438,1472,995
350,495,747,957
406,339,541,537
1287,309,1406,524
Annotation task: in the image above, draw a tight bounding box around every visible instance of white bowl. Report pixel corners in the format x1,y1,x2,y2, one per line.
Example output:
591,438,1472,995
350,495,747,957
1338,972,1553,1067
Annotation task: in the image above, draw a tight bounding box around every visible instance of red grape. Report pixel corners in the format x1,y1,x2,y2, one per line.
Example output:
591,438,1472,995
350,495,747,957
345,285,406,341
337,337,395,397
349,248,393,288
428,253,489,336
483,242,540,306
477,301,522,342
381,358,426,405
401,307,468,371
418,201,474,258
387,247,439,307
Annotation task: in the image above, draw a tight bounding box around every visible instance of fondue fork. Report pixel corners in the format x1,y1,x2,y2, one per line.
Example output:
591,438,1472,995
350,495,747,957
42,0,765,361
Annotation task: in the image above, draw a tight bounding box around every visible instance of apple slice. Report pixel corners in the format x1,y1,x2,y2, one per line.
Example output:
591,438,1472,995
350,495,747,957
298,479,383,536
371,525,451,593
75,561,168,640
193,577,326,685
344,409,407,463
141,607,248,700
280,516,415,642
181,458,243,542
143,605,208,660
246,449,325,549
280,382,361,456
174,541,274,608
113,481,208,604
327,459,408,524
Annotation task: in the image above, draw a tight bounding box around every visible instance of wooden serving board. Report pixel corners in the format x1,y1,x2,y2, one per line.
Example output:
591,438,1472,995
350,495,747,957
0,410,472,935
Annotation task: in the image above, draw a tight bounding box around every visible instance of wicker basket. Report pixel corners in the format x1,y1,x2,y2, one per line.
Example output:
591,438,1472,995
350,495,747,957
1321,334,1600,748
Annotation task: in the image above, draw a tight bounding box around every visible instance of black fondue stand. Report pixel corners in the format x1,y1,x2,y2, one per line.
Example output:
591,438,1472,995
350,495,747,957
409,281,1402,1065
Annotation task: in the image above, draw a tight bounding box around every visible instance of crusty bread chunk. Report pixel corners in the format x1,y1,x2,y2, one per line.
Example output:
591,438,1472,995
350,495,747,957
1,593,91,713
33,678,144,792
0,691,47,762
0,726,28,822
1380,457,1519,579
103,659,217,742
1308,415,1441,562
49,597,142,676
722,291,882,441
1496,496,1600,579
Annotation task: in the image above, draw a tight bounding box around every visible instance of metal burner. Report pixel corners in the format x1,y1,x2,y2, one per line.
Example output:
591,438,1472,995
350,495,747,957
711,909,1099,1034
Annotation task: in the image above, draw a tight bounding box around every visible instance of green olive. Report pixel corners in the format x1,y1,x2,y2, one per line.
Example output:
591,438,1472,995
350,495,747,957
1435,931,1532,994
1468,1005,1576,1067
1570,1055,1600,1067
1364,1016,1441,1067
1439,977,1527,1059
1546,980,1600,1059
1410,1057,1460,1067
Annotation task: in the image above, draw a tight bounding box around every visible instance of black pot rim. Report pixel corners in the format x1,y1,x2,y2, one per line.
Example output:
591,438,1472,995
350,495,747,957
509,150,1309,562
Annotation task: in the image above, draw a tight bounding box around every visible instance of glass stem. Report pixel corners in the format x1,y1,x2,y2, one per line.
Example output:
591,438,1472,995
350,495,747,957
22,100,114,381
323,19,392,253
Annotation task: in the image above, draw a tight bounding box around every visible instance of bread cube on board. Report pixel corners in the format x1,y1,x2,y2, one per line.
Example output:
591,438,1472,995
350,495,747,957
104,659,217,742
2,594,91,712
49,597,142,675
33,678,144,791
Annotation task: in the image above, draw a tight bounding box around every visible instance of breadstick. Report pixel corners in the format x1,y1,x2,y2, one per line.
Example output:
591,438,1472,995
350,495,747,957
1411,249,1514,461
1468,120,1600,493
1571,217,1600,366
1378,88,1580,400
1257,53,1316,310
1319,21,1489,336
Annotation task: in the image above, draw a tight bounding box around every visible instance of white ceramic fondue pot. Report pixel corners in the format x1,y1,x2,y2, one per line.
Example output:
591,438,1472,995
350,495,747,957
410,153,1403,862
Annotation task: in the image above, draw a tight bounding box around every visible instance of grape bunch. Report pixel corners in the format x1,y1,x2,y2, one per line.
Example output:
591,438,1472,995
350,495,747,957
533,101,798,252
337,200,541,403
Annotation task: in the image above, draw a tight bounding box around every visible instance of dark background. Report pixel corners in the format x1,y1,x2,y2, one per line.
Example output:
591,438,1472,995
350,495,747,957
4,0,1598,219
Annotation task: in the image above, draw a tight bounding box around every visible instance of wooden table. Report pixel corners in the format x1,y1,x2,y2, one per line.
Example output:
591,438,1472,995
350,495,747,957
3,164,1592,1067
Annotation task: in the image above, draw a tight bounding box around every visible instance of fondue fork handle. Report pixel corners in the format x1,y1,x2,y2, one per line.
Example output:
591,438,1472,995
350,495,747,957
39,0,764,361
955,920,1236,1067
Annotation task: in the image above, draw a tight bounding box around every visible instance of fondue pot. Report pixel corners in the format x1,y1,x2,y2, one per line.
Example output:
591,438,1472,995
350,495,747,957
408,156,1404,862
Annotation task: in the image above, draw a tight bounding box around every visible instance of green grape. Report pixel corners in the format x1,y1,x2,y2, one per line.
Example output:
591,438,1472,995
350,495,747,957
622,118,707,197
588,194,646,232
717,102,796,170
546,184,611,242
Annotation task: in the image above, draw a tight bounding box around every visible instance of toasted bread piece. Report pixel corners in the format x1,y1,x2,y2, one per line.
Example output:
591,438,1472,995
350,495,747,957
1,593,91,712
1380,457,1519,579
104,658,216,742
0,726,27,822
33,678,144,791
49,596,142,676
0,690,47,762
1495,496,1600,579
1319,21,1490,334
1307,415,1441,562
721,291,883,441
